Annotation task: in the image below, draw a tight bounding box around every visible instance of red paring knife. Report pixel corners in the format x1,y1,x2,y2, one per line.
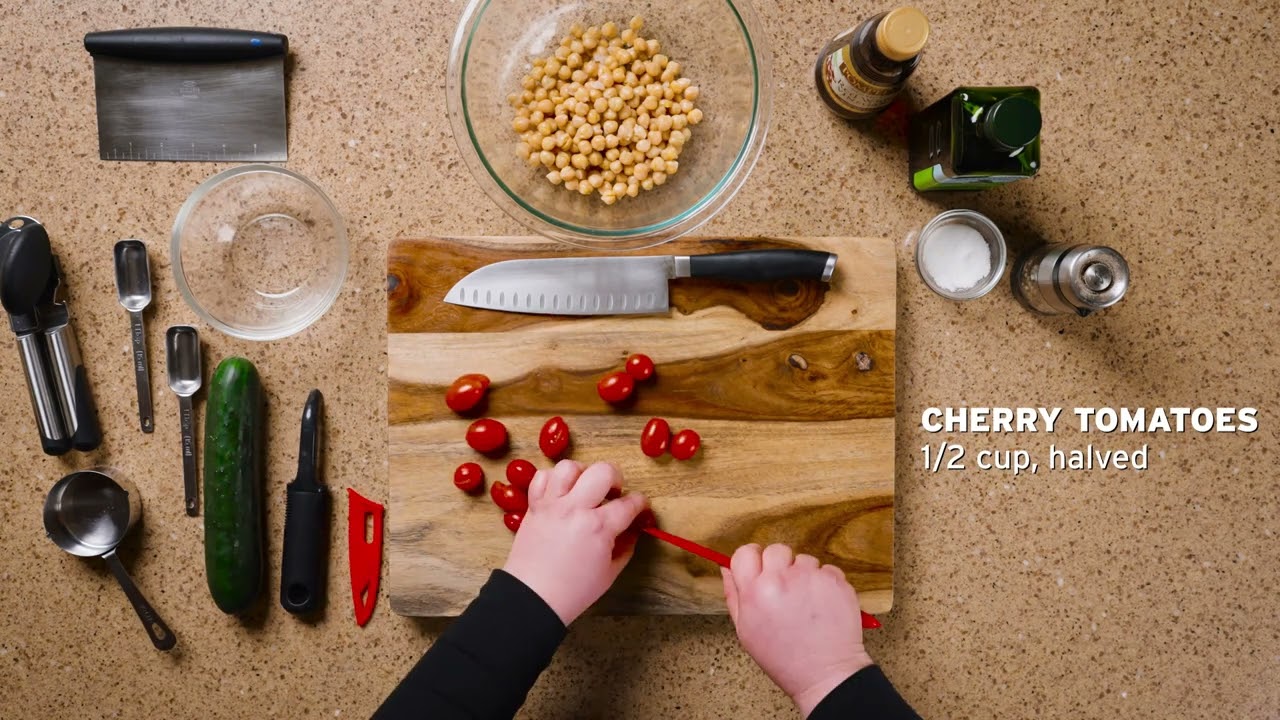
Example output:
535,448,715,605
642,526,881,630
348,489,384,627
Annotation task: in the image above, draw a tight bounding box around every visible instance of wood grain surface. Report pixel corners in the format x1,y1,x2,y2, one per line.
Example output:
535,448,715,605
388,236,895,615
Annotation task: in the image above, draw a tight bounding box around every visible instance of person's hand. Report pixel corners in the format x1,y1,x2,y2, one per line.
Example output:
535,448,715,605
722,544,874,718
502,460,648,625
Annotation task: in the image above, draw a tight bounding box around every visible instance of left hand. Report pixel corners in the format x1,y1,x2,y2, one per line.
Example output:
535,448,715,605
502,460,648,625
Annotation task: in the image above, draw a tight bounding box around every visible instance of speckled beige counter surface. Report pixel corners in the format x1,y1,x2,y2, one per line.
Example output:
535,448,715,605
1,1,1277,718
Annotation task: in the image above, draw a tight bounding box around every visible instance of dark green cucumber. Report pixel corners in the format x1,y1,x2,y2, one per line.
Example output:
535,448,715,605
203,357,265,615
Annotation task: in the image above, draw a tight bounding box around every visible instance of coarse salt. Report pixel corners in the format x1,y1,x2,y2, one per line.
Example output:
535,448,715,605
922,223,991,292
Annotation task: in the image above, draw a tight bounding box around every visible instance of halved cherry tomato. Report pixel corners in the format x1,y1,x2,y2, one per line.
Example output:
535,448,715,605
539,416,570,459
625,353,655,382
597,371,635,404
445,374,491,413
605,486,623,502
506,459,537,491
490,481,528,513
640,418,671,457
670,429,701,460
503,512,524,533
466,418,508,454
453,462,485,494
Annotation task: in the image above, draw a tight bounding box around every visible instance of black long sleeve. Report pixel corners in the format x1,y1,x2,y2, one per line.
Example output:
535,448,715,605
808,665,922,719
375,569,566,720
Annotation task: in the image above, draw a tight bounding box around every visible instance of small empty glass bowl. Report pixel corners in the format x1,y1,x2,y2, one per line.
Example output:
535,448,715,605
171,165,348,341
447,0,771,250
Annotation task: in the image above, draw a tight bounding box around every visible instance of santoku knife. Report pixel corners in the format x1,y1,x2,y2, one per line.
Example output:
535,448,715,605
444,249,837,316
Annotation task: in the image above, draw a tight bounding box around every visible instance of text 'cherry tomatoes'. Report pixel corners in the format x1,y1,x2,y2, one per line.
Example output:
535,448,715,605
503,512,524,533
506,459,537,491
490,481,528,513
597,371,635,404
640,418,671,457
453,462,485,493
466,418,508,454
670,429,701,460
445,374,491,413
539,416,570,459
625,353,656,382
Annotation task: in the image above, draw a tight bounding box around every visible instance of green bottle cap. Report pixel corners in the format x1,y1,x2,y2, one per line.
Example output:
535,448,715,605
983,96,1041,150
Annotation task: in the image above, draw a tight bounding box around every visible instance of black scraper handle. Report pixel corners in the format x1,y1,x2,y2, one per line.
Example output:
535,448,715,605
84,27,287,62
683,250,838,283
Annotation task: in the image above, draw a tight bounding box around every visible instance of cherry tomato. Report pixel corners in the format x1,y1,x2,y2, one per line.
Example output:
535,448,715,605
597,371,635,404
605,486,623,502
465,418,508,454
539,416,570,459
631,508,657,531
625,353,656,382
670,429,701,460
453,462,485,494
490,481,528,513
506,459,537,491
640,418,671,457
503,512,524,533
445,373,491,413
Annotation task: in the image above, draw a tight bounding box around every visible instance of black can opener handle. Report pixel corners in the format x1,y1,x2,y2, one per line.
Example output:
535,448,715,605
281,389,328,615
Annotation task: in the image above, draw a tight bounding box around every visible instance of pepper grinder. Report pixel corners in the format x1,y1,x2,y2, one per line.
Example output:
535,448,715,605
1012,244,1130,316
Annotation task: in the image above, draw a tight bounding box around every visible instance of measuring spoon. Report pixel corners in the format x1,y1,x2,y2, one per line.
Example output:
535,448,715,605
113,240,153,433
43,469,176,650
165,325,201,516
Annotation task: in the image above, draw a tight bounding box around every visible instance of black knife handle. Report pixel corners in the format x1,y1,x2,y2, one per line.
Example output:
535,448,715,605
686,250,837,283
280,485,329,615
84,28,287,62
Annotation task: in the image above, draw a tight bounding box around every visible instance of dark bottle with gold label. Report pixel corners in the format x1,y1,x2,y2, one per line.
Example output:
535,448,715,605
814,7,930,120
909,86,1042,191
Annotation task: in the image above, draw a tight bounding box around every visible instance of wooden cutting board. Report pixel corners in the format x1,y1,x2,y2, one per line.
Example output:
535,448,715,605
387,236,895,615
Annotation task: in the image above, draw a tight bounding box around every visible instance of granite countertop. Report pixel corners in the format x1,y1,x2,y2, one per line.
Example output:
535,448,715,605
1,0,1277,717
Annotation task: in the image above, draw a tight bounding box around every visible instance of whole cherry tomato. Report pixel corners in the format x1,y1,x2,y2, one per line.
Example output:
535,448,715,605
604,486,623,502
453,462,485,494
640,418,671,457
445,373,491,413
490,481,528,513
503,512,524,533
625,353,656,382
539,416,570,459
670,429,701,460
597,371,635,404
506,459,537,491
466,418,508,454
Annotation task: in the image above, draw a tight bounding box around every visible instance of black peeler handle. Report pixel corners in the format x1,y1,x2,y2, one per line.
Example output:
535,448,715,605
84,27,287,63
280,390,328,615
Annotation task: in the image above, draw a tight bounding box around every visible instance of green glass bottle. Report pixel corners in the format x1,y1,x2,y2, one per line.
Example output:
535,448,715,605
909,86,1041,191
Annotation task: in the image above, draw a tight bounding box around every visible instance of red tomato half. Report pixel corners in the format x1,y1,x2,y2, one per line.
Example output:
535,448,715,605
640,418,671,457
670,429,701,460
506,459,537,491
539,416,570,459
503,512,524,533
465,418,508,454
625,354,655,382
597,371,635,404
490,481,528,513
453,462,485,493
445,374,491,413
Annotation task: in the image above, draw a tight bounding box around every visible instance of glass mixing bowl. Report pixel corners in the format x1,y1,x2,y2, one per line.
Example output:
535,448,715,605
447,0,771,250
171,165,348,341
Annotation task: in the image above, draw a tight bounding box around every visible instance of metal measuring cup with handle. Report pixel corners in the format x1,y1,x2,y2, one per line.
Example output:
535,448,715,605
43,469,176,650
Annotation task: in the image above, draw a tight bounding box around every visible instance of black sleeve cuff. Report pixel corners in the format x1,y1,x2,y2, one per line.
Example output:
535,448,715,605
808,665,922,720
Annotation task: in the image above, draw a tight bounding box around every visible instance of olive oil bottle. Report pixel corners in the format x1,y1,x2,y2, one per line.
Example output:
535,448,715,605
909,86,1041,191
814,7,930,120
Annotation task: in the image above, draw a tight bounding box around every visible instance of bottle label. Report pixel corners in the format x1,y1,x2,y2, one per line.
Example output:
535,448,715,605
820,46,900,115
913,164,1026,191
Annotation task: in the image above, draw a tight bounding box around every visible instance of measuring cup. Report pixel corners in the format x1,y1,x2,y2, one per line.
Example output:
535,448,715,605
43,469,176,650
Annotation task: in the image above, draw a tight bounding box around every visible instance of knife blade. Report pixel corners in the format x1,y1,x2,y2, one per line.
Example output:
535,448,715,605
280,389,329,615
444,249,838,316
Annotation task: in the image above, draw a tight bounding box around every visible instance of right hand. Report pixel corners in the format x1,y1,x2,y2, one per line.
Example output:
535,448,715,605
722,543,874,718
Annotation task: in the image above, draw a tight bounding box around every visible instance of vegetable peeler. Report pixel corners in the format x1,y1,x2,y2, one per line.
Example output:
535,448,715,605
281,390,329,615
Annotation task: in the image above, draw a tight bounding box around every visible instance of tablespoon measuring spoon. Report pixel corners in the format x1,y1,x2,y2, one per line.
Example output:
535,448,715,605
113,240,153,433
43,469,176,650
165,325,201,516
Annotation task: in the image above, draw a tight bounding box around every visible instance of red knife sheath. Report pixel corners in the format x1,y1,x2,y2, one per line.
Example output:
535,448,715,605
348,489,384,627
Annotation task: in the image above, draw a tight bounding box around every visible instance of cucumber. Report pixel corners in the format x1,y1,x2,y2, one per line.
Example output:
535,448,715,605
203,357,265,615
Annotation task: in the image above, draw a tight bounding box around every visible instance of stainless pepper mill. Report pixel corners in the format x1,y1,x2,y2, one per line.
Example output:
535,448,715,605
1012,244,1130,316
